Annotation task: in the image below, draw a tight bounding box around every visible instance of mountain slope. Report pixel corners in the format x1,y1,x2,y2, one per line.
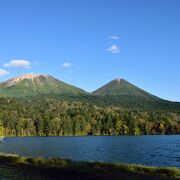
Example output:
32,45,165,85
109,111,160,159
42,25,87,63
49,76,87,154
92,78,159,100
0,74,87,97
0,75,179,111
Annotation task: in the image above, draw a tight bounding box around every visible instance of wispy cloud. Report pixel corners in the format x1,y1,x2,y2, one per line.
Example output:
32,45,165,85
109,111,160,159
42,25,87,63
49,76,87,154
110,35,119,40
106,45,120,54
62,62,71,68
0,69,9,77
4,60,31,68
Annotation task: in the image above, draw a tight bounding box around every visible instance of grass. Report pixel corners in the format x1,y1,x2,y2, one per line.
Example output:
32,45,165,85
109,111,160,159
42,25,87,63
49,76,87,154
0,153,180,179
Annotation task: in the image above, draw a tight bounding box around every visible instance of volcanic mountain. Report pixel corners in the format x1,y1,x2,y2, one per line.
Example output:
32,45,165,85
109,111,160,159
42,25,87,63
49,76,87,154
0,75,179,111
92,78,159,100
0,74,87,97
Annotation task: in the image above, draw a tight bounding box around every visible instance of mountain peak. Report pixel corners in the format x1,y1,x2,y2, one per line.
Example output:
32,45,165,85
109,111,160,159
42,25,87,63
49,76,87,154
11,74,48,80
0,74,86,97
6,74,49,87
93,78,159,100
114,78,125,84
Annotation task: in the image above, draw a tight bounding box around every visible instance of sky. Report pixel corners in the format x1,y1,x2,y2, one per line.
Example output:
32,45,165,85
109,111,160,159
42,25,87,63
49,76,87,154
0,0,180,101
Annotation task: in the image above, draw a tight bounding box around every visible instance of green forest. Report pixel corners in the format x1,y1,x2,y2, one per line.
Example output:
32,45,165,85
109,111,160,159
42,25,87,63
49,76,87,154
0,97,180,136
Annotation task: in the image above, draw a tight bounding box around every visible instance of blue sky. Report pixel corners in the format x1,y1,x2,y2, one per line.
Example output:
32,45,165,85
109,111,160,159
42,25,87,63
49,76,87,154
0,0,180,101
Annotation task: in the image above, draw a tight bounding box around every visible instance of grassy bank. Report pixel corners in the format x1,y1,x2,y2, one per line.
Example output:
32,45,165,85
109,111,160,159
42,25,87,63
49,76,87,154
0,154,179,179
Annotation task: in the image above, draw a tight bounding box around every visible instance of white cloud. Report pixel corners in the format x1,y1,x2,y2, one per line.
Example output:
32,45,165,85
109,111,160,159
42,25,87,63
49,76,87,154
62,62,71,68
110,35,119,40
106,45,120,54
0,69,9,77
4,60,31,68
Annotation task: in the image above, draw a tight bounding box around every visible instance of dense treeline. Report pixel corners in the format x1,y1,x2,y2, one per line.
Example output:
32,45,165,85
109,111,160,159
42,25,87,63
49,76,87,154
0,97,180,136
29,94,180,112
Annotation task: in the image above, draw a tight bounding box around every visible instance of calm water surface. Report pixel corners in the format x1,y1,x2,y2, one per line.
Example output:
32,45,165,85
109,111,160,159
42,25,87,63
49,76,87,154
0,136,180,167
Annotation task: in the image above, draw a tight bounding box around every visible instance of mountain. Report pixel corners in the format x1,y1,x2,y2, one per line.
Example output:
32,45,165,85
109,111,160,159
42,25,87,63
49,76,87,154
0,75,179,111
92,78,159,100
91,79,180,111
0,74,87,97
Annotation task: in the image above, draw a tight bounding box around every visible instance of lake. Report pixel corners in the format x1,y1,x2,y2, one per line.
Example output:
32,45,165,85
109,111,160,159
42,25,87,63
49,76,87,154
0,135,180,167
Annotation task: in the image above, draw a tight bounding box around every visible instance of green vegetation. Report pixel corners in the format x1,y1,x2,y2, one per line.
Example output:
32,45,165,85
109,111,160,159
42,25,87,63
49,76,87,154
0,153,179,179
0,74,87,97
0,75,180,136
0,97,180,136
93,78,158,100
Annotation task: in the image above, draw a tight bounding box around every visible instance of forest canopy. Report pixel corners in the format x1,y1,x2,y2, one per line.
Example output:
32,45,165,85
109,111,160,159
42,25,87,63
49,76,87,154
0,97,180,136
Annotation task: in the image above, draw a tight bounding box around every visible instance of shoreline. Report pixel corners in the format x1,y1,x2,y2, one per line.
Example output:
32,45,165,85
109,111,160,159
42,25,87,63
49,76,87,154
0,153,179,179
3,134,180,138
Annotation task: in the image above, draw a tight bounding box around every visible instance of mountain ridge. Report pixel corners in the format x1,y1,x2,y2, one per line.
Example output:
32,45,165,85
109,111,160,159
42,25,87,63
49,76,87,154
0,74,177,102
0,74,87,97
0,74,180,111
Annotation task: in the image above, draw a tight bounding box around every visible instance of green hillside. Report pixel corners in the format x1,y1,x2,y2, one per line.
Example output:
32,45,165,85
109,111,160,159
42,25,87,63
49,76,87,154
0,75,179,112
0,74,87,97
92,79,159,100
0,75,179,136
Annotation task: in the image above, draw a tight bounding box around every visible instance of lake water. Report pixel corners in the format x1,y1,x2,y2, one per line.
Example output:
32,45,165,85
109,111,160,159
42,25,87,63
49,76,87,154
0,136,180,167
